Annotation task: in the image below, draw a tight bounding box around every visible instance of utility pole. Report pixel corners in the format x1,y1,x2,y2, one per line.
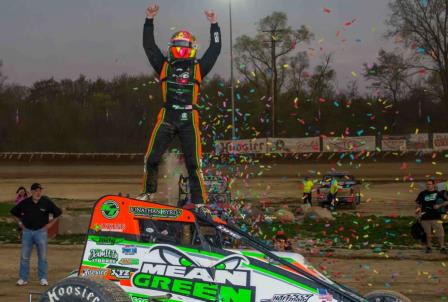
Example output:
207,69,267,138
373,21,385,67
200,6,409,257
262,29,283,138
229,0,236,140
271,32,276,138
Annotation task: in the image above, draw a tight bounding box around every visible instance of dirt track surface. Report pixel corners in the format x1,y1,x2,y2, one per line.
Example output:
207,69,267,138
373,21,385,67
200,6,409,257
0,245,446,302
1,161,447,301
0,161,443,215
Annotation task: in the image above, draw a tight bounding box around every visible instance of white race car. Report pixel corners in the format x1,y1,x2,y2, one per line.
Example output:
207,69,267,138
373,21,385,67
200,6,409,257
38,196,412,302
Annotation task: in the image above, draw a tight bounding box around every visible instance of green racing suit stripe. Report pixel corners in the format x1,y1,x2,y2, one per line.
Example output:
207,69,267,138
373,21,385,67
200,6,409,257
191,110,207,203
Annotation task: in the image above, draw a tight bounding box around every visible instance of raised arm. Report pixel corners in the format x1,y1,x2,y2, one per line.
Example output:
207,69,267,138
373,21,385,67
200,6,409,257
143,4,166,75
199,10,222,78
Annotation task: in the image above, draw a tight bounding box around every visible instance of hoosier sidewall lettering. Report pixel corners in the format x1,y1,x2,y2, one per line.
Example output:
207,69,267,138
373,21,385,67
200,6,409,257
44,285,102,302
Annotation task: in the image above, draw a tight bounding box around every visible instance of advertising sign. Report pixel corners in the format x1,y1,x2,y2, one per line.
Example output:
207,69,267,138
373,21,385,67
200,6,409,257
266,137,320,153
322,136,376,152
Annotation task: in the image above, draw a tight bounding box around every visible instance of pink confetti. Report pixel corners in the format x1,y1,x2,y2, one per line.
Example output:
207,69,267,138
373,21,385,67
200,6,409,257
344,19,357,27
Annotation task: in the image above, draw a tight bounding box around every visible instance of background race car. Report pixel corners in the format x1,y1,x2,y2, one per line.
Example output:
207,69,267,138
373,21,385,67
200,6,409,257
316,172,362,209
178,174,232,207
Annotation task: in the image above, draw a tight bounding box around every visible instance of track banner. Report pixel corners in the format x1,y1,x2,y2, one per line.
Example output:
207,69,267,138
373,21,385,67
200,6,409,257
433,133,448,151
215,139,267,154
406,133,429,150
381,136,407,151
322,136,376,152
266,137,320,153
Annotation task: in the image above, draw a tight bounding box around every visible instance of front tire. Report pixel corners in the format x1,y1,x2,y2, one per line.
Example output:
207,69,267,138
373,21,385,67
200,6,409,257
365,290,412,302
39,276,131,302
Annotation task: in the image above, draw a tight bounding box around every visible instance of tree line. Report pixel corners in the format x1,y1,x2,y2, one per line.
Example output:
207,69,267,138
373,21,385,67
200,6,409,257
0,0,447,152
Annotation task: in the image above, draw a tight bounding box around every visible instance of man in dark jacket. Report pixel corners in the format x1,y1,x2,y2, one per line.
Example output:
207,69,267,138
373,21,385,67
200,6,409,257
139,4,221,204
10,183,62,286
416,179,448,254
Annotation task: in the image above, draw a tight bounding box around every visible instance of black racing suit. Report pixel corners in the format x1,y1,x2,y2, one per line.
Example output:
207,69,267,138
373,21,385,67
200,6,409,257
142,18,221,204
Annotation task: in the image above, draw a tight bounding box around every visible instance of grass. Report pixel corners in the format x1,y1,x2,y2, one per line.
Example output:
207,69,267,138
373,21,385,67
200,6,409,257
0,221,87,244
0,199,91,244
0,202,13,217
51,234,87,245
1,212,446,249
258,213,447,250
0,221,19,242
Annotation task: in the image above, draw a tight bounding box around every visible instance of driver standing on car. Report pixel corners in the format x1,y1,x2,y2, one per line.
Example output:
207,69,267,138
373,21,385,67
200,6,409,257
138,4,221,204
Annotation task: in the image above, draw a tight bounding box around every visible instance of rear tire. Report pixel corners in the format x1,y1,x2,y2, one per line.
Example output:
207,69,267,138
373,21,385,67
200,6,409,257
39,276,131,302
365,290,412,302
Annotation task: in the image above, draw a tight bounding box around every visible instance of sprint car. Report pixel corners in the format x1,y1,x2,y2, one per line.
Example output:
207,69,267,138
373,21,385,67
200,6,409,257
317,172,361,209
38,196,412,302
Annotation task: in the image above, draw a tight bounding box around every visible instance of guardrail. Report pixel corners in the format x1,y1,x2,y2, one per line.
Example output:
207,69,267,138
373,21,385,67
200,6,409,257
0,152,144,161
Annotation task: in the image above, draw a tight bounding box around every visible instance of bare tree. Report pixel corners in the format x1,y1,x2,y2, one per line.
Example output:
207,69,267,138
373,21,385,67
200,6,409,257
306,53,335,129
363,49,414,104
288,51,309,99
344,80,360,100
234,12,313,136
387,0,448,105
308,53,335,101
0,60,7,92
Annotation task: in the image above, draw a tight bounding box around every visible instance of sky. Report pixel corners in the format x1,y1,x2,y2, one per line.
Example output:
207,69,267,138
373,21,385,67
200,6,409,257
0,0,395,91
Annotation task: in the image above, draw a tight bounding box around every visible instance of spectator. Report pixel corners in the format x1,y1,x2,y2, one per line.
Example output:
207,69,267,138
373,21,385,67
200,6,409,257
273,231,292,251
444,179,448,201
15,186,28,205
10,183,62,286
415,179,448,254
302,176,314,205
15,186,29,239
328,178,339,210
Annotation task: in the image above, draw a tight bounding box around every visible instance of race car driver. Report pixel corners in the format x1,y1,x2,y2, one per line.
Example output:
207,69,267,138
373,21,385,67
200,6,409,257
139,4,221,204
